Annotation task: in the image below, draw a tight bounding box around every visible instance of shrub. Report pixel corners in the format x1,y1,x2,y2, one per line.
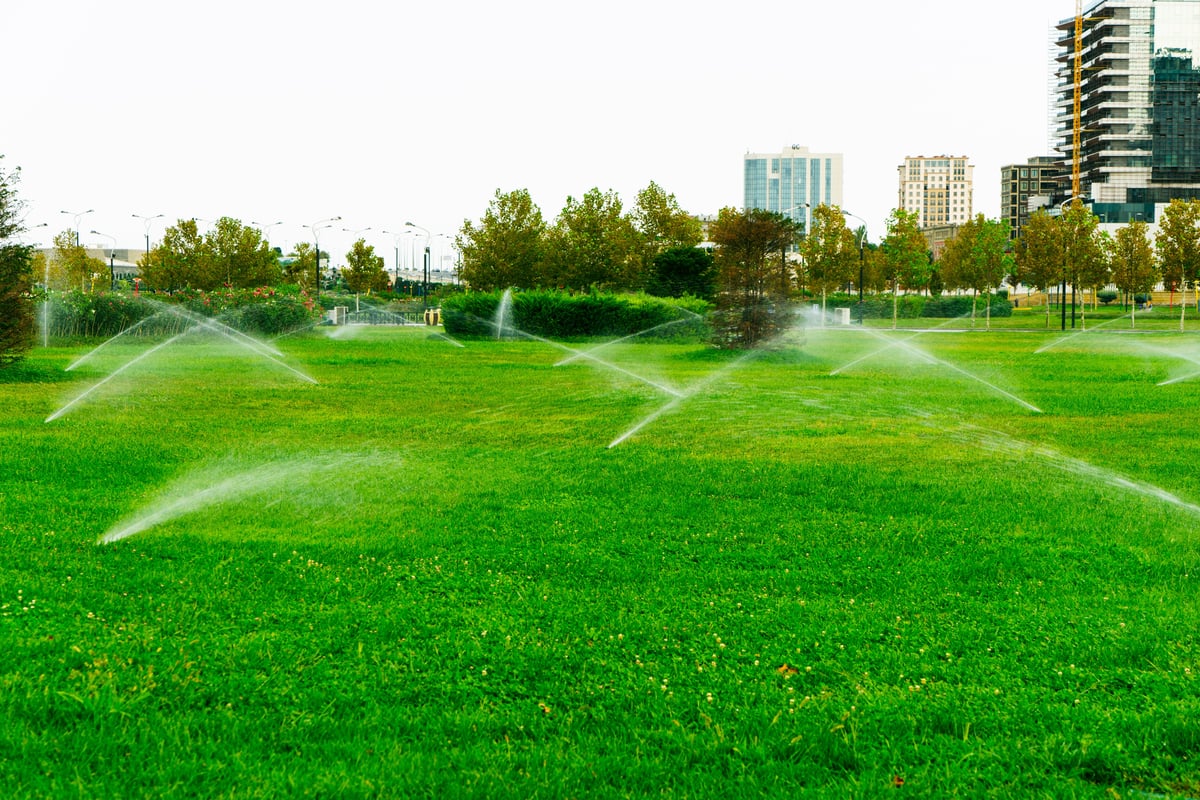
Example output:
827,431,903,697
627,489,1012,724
921,295,1013,318
1098,290,1118,305
47,287,321,339
441,290,710,340
52,291,161,338
825,293,925,319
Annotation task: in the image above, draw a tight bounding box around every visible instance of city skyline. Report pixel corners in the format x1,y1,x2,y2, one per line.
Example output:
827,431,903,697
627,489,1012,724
8,1,1075,263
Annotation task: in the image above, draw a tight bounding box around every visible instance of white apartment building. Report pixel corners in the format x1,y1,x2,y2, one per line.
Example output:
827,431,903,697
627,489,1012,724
897,156,974,228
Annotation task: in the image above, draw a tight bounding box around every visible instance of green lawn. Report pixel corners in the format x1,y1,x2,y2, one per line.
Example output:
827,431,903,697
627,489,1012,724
1,323,1198,798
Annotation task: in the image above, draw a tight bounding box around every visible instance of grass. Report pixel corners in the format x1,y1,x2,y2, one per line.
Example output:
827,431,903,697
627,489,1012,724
1,321,1198,798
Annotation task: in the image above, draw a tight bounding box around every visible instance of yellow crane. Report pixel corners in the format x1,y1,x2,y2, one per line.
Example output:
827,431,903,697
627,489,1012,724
1072,0,1083,205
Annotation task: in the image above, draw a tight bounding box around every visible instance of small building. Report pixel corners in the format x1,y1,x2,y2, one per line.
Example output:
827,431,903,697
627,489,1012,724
1000,156,1066,240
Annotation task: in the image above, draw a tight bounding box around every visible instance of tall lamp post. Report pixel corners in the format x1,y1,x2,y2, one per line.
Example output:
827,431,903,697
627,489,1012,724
132,213,163,256
1059,197,1086,331
252,220,284,250
307,216,341,302
843,210,869,324
90,230,117,290
382,230,410,290
405,221,431,310
61,209,94,246
779,204,810,298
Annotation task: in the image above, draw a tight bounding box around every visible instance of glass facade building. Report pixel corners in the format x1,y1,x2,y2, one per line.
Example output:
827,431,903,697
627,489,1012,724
743,145,843,235
1055,0,1200,222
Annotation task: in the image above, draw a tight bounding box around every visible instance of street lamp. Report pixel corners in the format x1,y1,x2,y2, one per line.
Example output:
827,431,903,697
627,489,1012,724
308,216,341,301
132,213,164,256
90,230,117,290
381,229,414,290
776,204,810,299
60,209,94,246
1059,197,1086,331
252,220,284,249
405,221,431,310
843,210,869,324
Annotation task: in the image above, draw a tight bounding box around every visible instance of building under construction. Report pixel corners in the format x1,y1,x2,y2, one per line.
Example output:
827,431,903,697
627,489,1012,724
1054,0,1200,223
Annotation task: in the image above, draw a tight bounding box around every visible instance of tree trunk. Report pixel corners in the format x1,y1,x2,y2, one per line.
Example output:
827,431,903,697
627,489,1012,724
821,287,827,326
892,280,899,330
971,289,977,328
985,287,991,331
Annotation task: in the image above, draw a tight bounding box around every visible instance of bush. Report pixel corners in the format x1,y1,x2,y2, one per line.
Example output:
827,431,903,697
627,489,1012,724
1098,290,1118,305
921,295,1013,318
825,293,925,319
441,290,710,340
52,291,162,338
47,287,322,339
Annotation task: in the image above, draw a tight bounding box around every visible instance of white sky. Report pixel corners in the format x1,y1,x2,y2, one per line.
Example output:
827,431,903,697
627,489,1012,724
7,0,1076,268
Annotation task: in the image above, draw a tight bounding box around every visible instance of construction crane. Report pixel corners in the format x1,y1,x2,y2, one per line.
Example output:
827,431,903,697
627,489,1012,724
1072,0,1083,206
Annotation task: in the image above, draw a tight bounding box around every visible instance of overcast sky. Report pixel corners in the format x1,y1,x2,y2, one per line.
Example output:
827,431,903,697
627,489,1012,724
8,0,1076,267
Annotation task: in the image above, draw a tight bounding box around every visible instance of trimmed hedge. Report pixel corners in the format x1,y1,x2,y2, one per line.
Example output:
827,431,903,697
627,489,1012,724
441,290,711,339
822,293,1013,320
47,287,321,339
921,295,1013,318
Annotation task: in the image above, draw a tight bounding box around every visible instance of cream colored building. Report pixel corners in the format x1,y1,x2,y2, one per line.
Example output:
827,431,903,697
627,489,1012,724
897,156,974,229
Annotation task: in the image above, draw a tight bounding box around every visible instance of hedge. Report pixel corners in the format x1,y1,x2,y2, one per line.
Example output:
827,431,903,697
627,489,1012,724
440,290,711,339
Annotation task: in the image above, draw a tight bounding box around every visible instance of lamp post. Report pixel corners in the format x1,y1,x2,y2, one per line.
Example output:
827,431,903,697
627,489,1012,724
843,210,869,324
1060,197,1086,331
405,221,431,311
60,209,94,246
307,216,341,302
132,213,163,256
780,203,810,299
252,220,284,249
381,230,410,290
90,230,117,290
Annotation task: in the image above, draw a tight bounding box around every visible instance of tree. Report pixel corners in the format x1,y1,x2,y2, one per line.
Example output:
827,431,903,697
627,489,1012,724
1155,198,1200,330
342,239,389,293
940,215,1012,329
1013,209,1064,328
0,157,34,366
456,188,546,291
207,217,281,288
880,208,928,328
141,217,279,291
631,182,703,248
631,181,703,271
708,207,793,347
52,229,107,292
646,245,716,299
544,188,642,290
801,204,857,317
1060,204,1106,328
1108,219,1158,328
283,242,319,291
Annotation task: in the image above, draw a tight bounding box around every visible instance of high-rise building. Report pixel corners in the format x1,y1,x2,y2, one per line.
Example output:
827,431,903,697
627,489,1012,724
897,156,974,229
1001,156,1066,240
1054,0,1200,223
743,145,843,235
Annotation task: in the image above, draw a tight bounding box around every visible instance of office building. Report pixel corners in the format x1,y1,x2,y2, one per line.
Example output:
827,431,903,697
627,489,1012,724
743,145,843,235
897,156,974,229
1054,0,1200,223
1001,156,1066,240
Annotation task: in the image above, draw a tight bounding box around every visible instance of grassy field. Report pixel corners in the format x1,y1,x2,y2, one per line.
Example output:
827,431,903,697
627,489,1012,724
1,319,1198,798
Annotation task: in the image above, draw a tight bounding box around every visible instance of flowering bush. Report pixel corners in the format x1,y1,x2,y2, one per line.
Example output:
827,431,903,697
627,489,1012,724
47,286,321,339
